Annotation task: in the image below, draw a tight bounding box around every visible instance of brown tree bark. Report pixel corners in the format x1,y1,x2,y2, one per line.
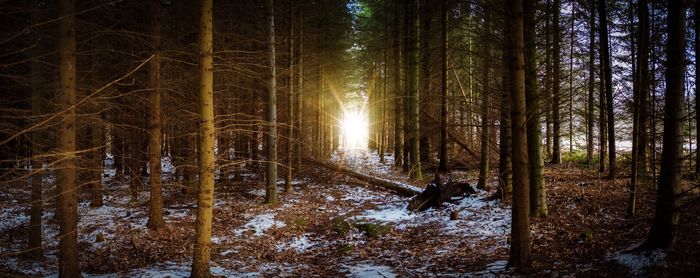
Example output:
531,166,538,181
191,0,215,275
506,0,531,270
643,0,685,249
147,0,164,230
57,0,80,275
598,0,616,178
265,0,279,204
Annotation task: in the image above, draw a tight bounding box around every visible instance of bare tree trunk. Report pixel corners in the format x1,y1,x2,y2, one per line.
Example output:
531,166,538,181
598,0,616,178
407,0,422,180
191,0,215,275
506,0,531,270
477,8,491,190
57,0,80,275
525,0,547,217
586,0,595,167
418,0,431,165
643,0,685,249
285,0,295,193
28,0,43,258
147,0,164,230
393,0,403,169
695,0,700,177
265,0,279,204
438,0,448,171
295,7,304,174
551,0,561,164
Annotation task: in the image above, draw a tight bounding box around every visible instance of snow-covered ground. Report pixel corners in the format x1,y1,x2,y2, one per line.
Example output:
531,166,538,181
1,149,514,276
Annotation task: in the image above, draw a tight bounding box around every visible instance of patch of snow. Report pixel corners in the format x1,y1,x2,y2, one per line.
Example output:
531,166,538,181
0,207,28,232
609,245,666,275
352,203,415,226
276,234,316,252
344,263,397,278
234,213,286,236
325,195,336,202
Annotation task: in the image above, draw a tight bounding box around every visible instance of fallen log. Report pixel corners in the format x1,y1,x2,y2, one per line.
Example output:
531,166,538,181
407,172,476,211
304,158,422,197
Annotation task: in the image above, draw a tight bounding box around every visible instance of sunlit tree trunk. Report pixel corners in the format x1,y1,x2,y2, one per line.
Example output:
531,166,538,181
506,0,530,270
525,0,547,217
147,0,164,230
643,0,685,249
598,0,616,178
191,0,215,275
265,0,279,204
57,0,80,275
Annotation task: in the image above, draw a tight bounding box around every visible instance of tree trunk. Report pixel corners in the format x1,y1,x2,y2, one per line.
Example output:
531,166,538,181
147,0,164,230
695,0,700,177
407,0,422,180
598,0,616,178
57,0,80,275
265,0,279,204
643,0,685,249
28,0,43,258
550,0,561,164
506,0,531,271
438,0,448,171
525,0,548,218
418,0,431,165
586,0,595,167
295,6,304,174
191,0,215,275
477,8,491,190
499,48,512,200
285,0,295,193
392,0,403,169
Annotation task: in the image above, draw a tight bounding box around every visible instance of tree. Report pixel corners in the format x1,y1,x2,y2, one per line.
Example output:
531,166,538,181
418,0,431,165
642,0,685,250
477,5,491,190
629,0,649,217
525,0,547,217
598,0,616,178
438,0,448,171
392,0,403,169
265,0,279,204
696,0,700,177
406,0,422,180
285,0,295,193
28,0,43,258
550,0,561,164
191,0,216,275
147,0,164,231
506,0,530,270
586,0,595,167
57,0,80,275
295,6,304,174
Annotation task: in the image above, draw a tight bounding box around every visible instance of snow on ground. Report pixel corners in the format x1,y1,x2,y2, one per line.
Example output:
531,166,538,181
609,244,667,275
233,213,286,236
276,234,316,252
351,189,510,244
343,262,397,278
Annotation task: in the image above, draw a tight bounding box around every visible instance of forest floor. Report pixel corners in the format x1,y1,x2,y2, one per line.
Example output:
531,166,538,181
1,149,699,277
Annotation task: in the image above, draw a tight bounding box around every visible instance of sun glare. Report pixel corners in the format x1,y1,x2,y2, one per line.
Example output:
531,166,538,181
341,110,369,150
